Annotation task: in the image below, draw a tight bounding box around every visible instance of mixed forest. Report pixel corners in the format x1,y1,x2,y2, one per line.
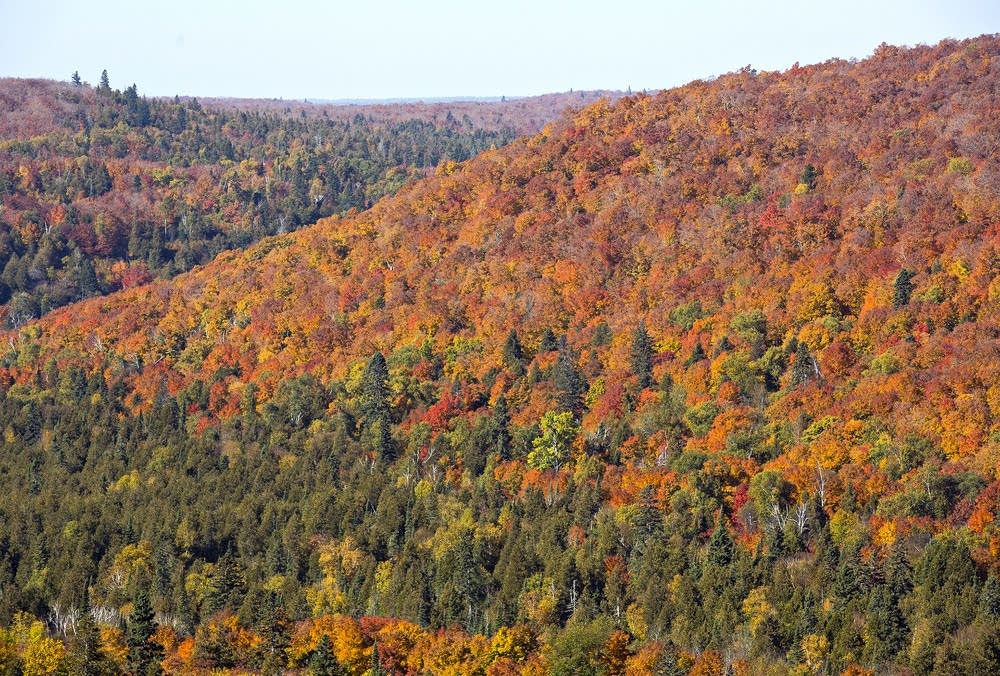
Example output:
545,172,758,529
2,36,1000,675
0,75,610,325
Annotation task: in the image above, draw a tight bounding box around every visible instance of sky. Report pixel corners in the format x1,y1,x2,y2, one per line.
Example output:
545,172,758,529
2,0,999,101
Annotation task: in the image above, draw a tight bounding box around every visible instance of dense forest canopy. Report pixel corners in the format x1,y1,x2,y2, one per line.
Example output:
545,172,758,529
0,76,613,326
2,36,1000,674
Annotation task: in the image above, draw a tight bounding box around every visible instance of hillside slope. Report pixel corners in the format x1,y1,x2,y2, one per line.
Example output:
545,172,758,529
0,79,611,324
1,36,1000,674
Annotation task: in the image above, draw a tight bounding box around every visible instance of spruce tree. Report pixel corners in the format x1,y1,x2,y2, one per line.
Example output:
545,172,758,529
981,573,1000,621
127,587,162,675
790,340,815,386
502,329,524,372
884,539,913,603
360,351,395,459
360,351,390,422
630,322,654,389
308,635,343,675
68,611,111,675
538,328,557,353
892,268,916,308
492,394,511,459
706,513,735,566
553,349,584,416
686,341,706,366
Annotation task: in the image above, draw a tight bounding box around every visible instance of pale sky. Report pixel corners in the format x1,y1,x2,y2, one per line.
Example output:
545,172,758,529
1,0,998,100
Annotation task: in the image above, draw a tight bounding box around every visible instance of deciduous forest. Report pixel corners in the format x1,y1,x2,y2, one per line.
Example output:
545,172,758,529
1,36,1000,675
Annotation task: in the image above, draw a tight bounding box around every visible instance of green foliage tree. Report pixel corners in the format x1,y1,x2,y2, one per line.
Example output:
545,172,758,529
127,588,162,675
502,329,524,373
706,513,735,566
308,635,343,676
553,350,584,416
528,411,578,470
790,340,816,386
538,328,557,353
893,268,916,308
630,322,654,389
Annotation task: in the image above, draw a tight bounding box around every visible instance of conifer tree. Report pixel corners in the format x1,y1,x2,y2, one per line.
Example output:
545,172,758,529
892,268,916,308
308,635,343,675
127,588,162,675
502,329,524,372
553,349,584,416
630,322,654,389
706,513,735,566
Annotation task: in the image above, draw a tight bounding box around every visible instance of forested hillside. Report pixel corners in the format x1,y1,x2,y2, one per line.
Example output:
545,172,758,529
2,37,1000,674
0,77,611,326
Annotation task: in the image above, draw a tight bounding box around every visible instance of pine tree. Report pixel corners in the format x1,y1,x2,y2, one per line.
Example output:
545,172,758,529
308,635,343,675
71,71,82,86
370,639,386,676
206,552,246,615
800,164,818,189
127,588,162,675
553,349,584,416
360,351,390,422
538,328,557,353
863,586,908,665
980,574,1000,621
630,322,654,389
892,268,916,308
706,513,735,566
492,394,511,459
790,340,815,386
68,611,111,675
259,594,290,676
99,69,111,93
360,351,395,459
502,329,524,372
884,539,913,603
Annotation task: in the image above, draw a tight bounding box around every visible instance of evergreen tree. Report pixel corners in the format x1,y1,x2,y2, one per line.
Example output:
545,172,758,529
630,322,654,389
884,539,913,603
99,69,111,93
68,611,111,675
127,588,162,675
706,513,735,567
538,328,557,353
553,349,584,416
206,552,247,615
71,71,82,86
360,351,395,459
308,635,343,675
491,394,512,459
686,341,706,366
790,340,816,386
502,329,524,372
260,596,290,676
360,351,390,422
370,639,386,676
981,574,1000,621
862,586,908,665
893,268,916,308
800,164,818,189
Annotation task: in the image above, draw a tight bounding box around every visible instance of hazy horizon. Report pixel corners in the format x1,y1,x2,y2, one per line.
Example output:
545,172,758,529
2,1,999,101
